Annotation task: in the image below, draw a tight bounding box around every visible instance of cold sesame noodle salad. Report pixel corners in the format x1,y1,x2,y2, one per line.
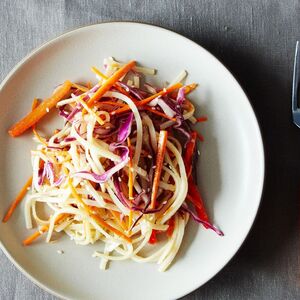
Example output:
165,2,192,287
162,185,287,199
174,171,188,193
4,58,223,272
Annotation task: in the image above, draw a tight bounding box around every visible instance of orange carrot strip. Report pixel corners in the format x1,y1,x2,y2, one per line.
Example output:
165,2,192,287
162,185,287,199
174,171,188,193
69,181,131,243
91,66,136,101
95,101,126,107
111,83,182,116
9,81,72,137
23,226,48,246
31,98,40,110
150,130,168,209
76,96,105,125
30,99,48,146
72,83,89,92
87,61,136,107
144,106,176,121
31,98,40,133
23,214,67,246
2,176,33,223
110,210,127,231
184,83,198,95
91,66,108,80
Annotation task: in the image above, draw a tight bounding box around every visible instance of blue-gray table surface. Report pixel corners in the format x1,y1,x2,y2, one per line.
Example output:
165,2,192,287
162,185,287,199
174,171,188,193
1,0,300,299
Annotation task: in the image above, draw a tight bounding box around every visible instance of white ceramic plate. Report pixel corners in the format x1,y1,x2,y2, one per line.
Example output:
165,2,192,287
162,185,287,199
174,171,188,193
0,22,264,300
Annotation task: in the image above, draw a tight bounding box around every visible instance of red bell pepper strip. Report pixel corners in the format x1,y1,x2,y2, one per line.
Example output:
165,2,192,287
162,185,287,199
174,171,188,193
183,130,210,225
149,229,158,244
187,178,211,229
167,216,175,237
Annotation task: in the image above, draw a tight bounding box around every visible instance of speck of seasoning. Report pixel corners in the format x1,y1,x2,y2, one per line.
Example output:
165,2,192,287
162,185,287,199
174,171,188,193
46,107,50,113
57,250,64,255
147,188,151,192
197,150,201,156
118,176,122,182
152,166,156,169
105,126,110,129
164,162,168,166
147,155,152,159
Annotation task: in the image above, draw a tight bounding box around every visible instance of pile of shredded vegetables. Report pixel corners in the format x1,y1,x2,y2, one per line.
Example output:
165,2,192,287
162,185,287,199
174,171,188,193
3,57,223,272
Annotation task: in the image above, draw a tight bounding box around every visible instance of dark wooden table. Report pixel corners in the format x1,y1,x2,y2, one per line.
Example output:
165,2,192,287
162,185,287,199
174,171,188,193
1,1,300,299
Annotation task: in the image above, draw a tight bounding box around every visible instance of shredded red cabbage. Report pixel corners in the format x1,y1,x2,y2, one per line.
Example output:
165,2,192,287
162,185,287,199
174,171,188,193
176,87,186,105
117,82,145,100
113,175,166,214
38,161,55,185
53,175,65,186
111,113,133,147
64,137,76,142
58,106,70,119
181,204,224,236
74,146,129,184
67,106,81,121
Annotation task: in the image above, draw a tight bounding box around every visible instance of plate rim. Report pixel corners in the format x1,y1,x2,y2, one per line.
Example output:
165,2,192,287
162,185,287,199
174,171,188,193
0,21,265,300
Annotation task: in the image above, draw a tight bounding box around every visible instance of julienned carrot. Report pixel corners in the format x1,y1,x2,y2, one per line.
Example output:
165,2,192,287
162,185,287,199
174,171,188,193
184,83,198,95
87,61,136,107
69,181,131,243
2,176,33,223
109,210,127,231
72,82,89,92
144,106,177,121
91,66,137,101
91,66,108,80
9,81,72,137
30,98,49,146
31,98,40,110
95,101,126,107
76,97,105,125
150,130,168,209
23,214,67,246
110,83,183,116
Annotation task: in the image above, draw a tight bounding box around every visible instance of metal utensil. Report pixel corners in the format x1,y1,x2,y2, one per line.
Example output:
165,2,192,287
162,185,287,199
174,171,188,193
292,41,300,127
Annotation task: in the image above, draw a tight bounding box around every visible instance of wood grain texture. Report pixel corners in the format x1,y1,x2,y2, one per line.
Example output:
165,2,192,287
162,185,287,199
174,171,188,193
1,0,300,299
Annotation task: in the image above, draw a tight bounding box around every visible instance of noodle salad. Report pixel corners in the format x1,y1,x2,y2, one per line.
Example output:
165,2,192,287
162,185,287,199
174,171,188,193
3,58,223,272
